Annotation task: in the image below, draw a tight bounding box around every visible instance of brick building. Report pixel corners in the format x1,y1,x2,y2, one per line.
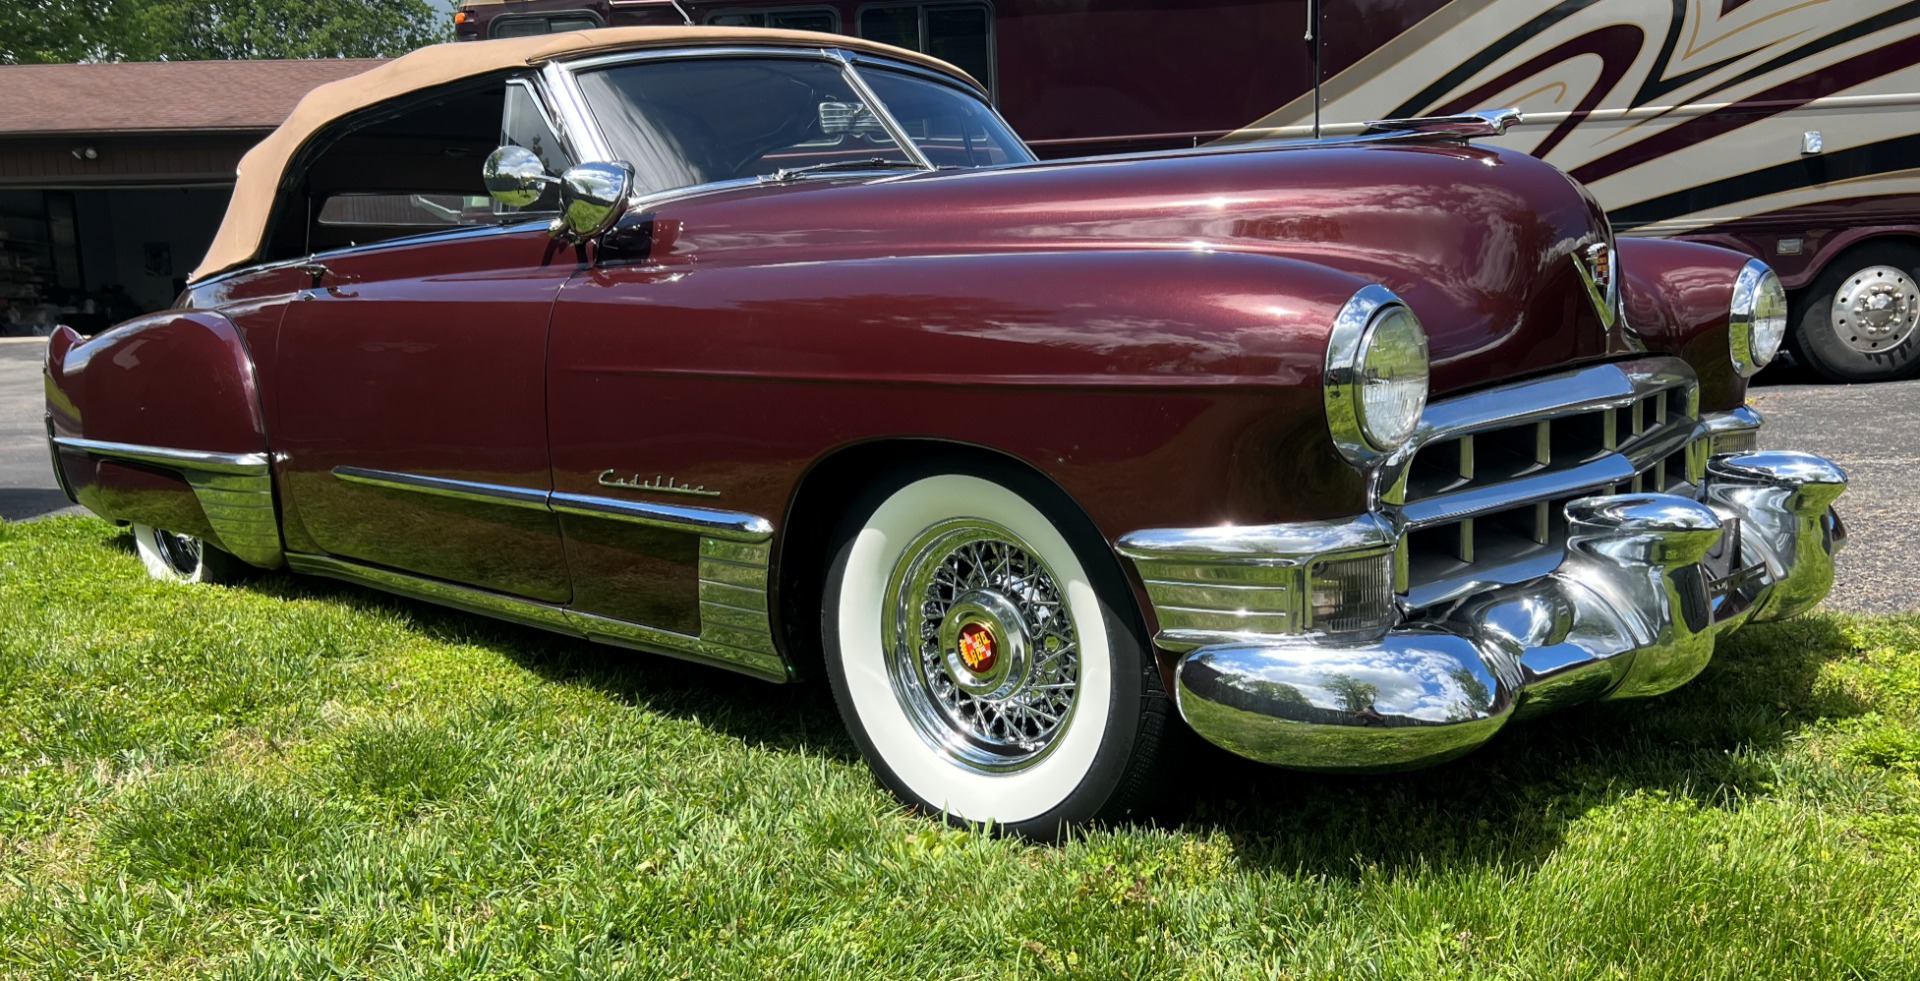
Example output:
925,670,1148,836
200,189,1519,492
0,58,379,333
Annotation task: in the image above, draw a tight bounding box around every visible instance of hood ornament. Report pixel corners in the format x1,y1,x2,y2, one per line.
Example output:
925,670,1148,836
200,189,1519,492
1574,241,1620,329
597,469,721,498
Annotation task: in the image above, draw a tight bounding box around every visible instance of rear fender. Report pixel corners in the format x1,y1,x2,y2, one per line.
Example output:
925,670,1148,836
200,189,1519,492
45,313,282,568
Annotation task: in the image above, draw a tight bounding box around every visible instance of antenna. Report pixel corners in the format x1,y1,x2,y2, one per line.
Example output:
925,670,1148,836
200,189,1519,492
669,0,693,25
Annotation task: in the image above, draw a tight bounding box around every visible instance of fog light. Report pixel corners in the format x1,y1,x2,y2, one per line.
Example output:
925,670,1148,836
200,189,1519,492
1308,551,1397,635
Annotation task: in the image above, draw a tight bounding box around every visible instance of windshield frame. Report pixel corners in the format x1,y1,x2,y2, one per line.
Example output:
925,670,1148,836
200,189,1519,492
544,45,1031,207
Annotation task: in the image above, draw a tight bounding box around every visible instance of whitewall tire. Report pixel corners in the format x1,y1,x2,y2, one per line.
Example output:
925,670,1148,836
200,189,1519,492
822,466,1170,836
131,524,248,584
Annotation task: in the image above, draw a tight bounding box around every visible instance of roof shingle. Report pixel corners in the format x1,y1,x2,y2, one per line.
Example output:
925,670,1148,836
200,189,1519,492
0,59,385,135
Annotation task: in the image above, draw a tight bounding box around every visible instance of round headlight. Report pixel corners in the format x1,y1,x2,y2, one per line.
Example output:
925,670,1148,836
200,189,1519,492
1325,285,1431,465
1731,259,1787,377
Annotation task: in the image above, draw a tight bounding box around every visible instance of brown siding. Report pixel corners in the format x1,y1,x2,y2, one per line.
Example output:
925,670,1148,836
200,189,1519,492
0,134,265,187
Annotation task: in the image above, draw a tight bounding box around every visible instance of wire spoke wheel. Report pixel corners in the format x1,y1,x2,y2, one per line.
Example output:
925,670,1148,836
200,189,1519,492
825,469,1170,834
885,520,1081,772
153,529,204,577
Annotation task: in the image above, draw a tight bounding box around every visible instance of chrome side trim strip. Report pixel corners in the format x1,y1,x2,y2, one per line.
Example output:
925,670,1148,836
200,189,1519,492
55,435,282,568
53,436,269,475
550,492,774,542
327,467,774,541
332,466,550,510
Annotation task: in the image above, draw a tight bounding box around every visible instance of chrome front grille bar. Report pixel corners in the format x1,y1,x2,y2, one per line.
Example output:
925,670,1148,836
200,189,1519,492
1381,356,1706,610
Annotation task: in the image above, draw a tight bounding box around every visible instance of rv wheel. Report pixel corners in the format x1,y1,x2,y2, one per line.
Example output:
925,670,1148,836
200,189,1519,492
1791,242,1920,383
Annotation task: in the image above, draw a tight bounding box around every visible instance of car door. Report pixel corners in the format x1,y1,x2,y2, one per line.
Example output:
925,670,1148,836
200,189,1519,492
269,78,581,602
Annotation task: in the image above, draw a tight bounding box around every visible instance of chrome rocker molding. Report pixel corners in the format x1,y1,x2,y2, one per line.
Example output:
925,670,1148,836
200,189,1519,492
52,435,284,569
1125,448,1846,773
326,466,785,679
285,551,789,683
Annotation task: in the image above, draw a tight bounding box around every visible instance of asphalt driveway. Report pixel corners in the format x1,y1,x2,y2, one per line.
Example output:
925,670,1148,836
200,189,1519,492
0,337,79,522
0,334,1910,611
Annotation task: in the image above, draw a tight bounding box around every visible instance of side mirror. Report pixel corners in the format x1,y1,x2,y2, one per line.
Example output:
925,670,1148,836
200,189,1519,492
554,161,636,242
483,145,557,208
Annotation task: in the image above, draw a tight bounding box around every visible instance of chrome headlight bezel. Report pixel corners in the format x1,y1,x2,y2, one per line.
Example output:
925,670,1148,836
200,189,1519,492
1730,259,1787,378
1324,284,1432,467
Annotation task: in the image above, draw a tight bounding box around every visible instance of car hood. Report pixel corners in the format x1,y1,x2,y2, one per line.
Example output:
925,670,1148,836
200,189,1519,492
634,141,1641,396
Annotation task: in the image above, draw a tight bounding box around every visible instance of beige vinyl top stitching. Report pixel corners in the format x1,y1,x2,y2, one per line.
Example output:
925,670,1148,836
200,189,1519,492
190,27,972,282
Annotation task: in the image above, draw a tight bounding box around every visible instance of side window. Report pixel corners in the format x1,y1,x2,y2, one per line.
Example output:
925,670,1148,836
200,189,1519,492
500,80,572,214
857,2,994,97
264,77,558,259
706,7,840,32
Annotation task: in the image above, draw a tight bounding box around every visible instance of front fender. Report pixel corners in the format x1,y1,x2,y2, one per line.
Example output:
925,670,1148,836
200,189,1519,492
46,313,282,567
1618,237,1752,412
554,247,1376,544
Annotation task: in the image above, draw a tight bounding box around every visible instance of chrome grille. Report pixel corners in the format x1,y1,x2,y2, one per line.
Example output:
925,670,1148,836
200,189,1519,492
1385,357,1706,610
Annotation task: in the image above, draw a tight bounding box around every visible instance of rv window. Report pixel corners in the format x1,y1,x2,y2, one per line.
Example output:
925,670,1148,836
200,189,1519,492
706,7,839,33
857,2,993,96
490,12,603,38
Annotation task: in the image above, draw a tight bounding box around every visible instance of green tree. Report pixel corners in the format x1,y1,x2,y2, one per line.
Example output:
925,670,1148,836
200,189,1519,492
1321,673,1379,715
2,0,448,64
1,0,117,63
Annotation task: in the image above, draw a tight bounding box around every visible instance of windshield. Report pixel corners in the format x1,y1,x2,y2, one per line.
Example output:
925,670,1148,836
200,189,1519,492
573,55,1031,196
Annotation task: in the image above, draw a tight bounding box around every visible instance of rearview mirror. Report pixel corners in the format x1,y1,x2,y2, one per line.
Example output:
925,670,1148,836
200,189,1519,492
482,145,557,209
554,161,636,242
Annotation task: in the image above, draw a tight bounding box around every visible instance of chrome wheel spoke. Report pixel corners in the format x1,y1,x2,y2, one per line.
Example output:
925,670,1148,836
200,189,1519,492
884,519,1081,773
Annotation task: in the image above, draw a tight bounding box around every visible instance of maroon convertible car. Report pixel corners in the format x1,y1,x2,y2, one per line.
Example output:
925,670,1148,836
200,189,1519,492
44,27,1848,836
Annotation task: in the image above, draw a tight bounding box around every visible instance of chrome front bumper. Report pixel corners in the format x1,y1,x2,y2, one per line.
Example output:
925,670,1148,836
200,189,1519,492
1124,450,1847,772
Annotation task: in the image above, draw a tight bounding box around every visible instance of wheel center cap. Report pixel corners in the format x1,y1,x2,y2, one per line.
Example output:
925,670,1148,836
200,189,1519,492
956,621,998,673
938,590,1032,698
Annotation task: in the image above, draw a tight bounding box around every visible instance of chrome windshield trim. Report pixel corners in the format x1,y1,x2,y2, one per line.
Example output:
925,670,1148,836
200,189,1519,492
845,52,989,98
832,48,933,170
541,59,614,162
331,467,550,510
52,436,269,476
550,492,774,542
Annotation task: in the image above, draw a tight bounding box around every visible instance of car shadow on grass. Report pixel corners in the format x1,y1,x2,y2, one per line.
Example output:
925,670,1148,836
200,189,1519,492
208,525,1863,874
1167,614,1867,875
236,559,863,765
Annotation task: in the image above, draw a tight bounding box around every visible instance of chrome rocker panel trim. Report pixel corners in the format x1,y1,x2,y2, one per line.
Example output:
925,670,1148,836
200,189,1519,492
285,551,789,683
1127,450,1846,773
324,466,785,678
53,435,284,569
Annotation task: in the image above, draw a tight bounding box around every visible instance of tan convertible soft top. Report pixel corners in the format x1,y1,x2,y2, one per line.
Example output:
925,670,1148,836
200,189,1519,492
191,27,971,282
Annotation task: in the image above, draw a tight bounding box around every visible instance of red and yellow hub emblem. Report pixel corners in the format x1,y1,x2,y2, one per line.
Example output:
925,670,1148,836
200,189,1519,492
957,622,998,674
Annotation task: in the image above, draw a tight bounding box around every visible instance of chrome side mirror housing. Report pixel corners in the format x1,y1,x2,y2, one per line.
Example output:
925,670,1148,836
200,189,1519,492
482,145,557,209
554,161,636,242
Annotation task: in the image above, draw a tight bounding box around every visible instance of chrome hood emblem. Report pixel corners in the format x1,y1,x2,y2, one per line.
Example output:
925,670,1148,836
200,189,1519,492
1574,241,1620,329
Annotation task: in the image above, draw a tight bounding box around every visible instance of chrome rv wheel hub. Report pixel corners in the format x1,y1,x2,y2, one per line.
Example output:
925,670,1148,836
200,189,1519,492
885,520,1081,773
1832,265,1920,353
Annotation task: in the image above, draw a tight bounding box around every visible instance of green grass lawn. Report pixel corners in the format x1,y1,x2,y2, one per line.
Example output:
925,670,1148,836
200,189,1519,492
2,515,1918,979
